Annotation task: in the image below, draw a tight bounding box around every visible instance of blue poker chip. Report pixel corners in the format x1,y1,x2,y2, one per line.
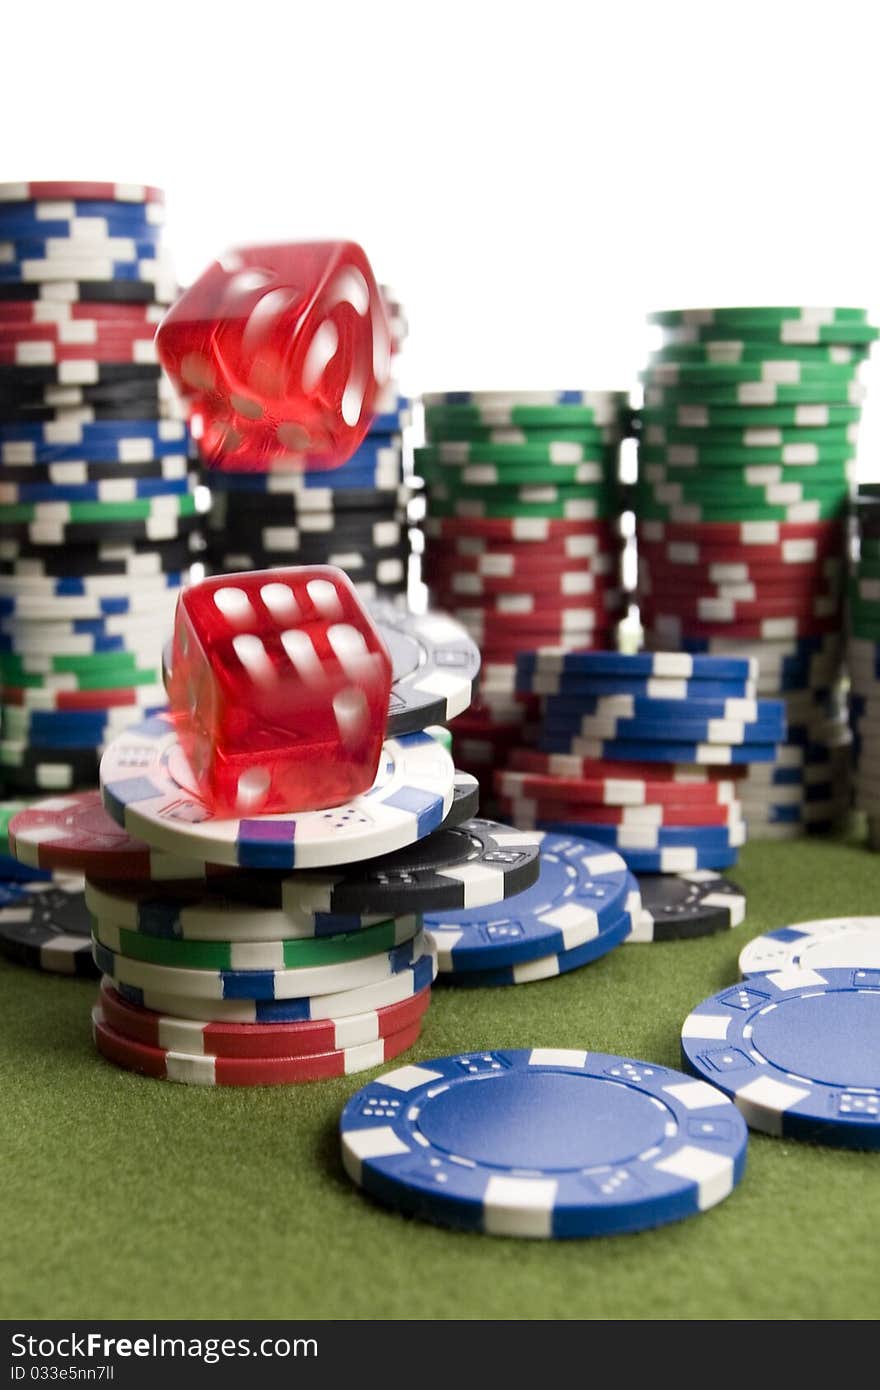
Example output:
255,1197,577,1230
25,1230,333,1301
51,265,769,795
738,917,880,977
0,853,52,883
540,714,786,746
0,236,162,261
517,822,745,851
340,1047,748,1236
206,447,402,495
527,827,740,873
681,967,880,1149
0,475,191,505
439,908,633,986
0,571,183,601
425,832,640,972
0,216,161,242
0,198,164,223
517,650,757,684
536,734,779,764
518,673,757,701
2,707,164,748
539,694,784,724
0,419,186,445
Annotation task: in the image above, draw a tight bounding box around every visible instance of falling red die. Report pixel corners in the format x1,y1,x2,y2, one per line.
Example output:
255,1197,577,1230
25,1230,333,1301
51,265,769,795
166,567,393,816
156,241,392,470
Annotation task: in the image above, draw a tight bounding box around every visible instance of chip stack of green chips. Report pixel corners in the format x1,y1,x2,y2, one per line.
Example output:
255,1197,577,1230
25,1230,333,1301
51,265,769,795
415,390,630,802
635,307,880,838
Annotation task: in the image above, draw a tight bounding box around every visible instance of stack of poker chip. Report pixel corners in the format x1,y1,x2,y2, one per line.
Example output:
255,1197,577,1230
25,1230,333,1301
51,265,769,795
847,483,880,845
0,181,203,798
204,286,411,604
681,917,880,1151
415,389,629,800
500,650,782,890
635,306,878,838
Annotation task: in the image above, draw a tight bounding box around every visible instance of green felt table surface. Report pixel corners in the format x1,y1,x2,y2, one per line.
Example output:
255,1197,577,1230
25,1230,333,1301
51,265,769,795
2,836,879,1322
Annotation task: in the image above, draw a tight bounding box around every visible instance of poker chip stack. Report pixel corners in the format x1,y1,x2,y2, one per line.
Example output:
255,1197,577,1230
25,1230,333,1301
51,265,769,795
0,180,203,800
847,483,880,846
497,649,783,883
415,390,629,801
634,306,879,838
204,285,412,604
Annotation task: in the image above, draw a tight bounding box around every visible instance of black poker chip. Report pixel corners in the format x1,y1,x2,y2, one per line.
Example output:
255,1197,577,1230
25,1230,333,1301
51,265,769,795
0,362,162,388
0,535,197,577
631,872,747,941
219,817,542,918
0,280,169,305
0,878,97,976
0,745,102,792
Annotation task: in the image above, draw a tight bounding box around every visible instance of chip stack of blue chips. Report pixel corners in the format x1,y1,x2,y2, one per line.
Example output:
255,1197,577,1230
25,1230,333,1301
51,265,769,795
504,649,786,874
635,306,879,838
0,181,202,801
847,483,880,844
204,285,412,605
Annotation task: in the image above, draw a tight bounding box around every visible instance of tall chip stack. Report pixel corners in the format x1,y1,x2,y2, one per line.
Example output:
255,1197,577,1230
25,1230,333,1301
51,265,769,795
634,307,879,839
202,285,412,605
847,483,880,847
415,390,629,805
0,181,200,802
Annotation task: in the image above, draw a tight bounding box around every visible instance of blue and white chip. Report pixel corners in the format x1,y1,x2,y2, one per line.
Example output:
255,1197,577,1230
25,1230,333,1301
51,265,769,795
340,1047,748,1236
681,968,880,1149
738,917,880,977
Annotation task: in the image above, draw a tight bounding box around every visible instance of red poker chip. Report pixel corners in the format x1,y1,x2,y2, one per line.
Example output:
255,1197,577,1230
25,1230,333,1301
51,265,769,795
506,749,747,782
425,533,618,561
0,182,164,204
645,612,840,640
8,790,225,879
428,572,618,599
496,795,743,827
637,537,844,567
92,1008,423,1086
0,320,159,340
477,641,617,663
638,518,844,545
494,767,743,805
638,580,842,608
98,981,431,1061
0,686,167,711
637,592,840,621
0,302,164,324
638,555,843,586
0,339,158,365
432,588,622,617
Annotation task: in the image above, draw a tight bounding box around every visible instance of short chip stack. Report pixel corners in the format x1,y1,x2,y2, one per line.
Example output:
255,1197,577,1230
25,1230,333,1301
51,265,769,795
0,181,202,799
204,286,411,605
847,483,880,845
634,306,878,837
415,389,629,801
493,649,780,925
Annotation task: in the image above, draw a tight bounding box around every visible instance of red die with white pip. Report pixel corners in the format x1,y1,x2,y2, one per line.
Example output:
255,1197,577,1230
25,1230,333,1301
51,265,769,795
156,241,392,470
166,567,393,816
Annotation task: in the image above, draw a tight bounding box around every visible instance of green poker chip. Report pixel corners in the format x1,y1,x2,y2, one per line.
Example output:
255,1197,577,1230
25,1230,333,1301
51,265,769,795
660,321,879,346
417,457,608,487
416,440,611,466
0,493,201,526
637,474,852,507
423,421,619,445
634,493,847,524
642,361,861,388
424,403,628,431
639,423,858,451
644,381,863,408
429,494,617,521
639,403,862,430
648,306,870,328
638,443,855,468
649,341,868,365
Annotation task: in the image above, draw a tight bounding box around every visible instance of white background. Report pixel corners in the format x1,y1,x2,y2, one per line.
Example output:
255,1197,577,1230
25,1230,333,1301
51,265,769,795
4,0,880,432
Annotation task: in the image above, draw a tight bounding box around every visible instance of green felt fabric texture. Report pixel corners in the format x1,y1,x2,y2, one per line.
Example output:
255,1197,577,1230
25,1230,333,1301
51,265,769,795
2,837,879,1321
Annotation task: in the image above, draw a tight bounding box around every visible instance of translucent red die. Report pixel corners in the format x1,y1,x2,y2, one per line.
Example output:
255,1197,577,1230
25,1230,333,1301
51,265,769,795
156,241,392,470
166,567,393,816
